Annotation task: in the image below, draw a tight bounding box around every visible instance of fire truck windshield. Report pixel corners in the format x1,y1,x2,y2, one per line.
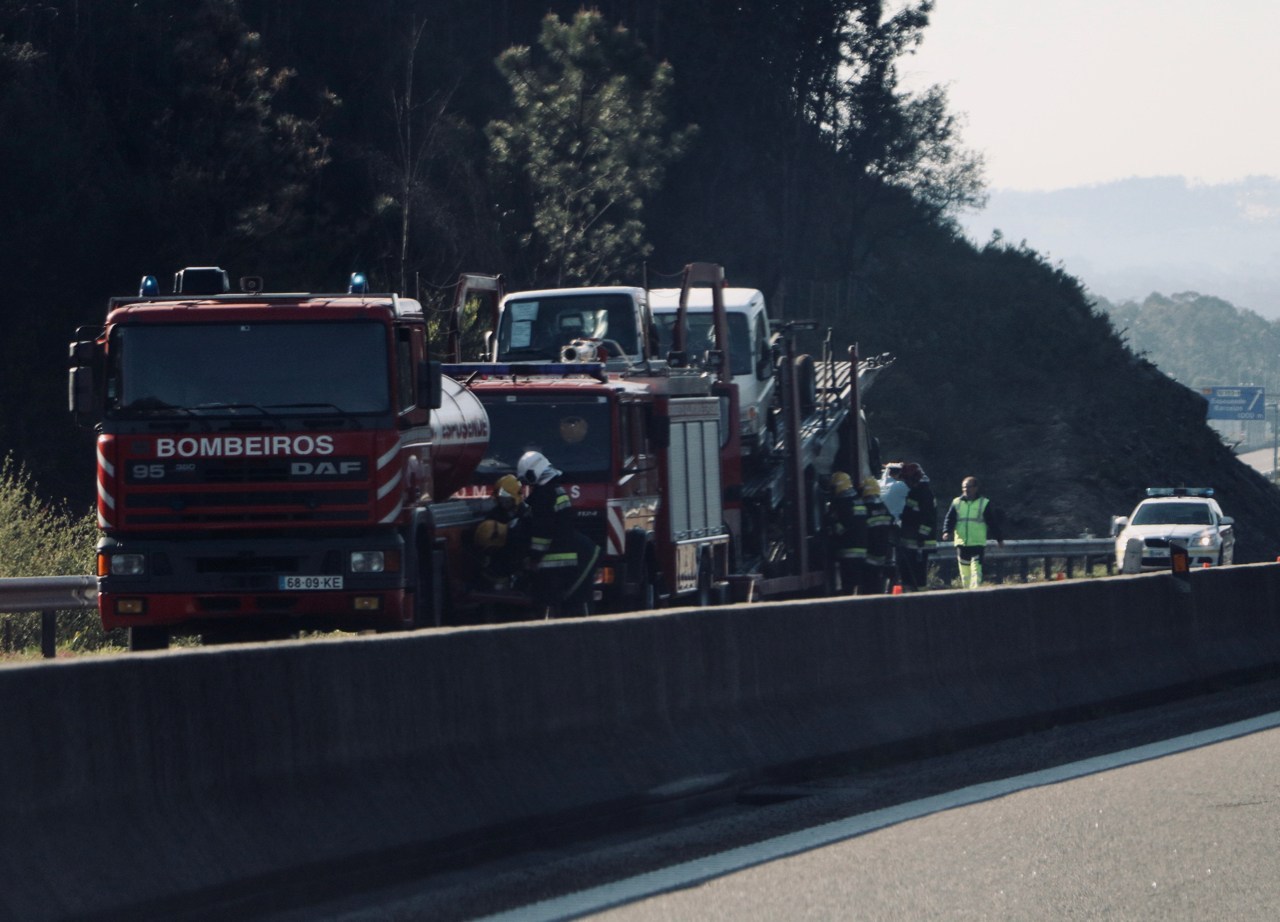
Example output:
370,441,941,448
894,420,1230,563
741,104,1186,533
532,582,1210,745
653,313,751,375
477,396,612,481
496,294,639,361
107,321,391,417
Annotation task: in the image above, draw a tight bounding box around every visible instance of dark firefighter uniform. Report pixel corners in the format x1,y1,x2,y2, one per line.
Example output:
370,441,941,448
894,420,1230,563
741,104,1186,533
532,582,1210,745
896,462,937,591
828,473,891,595
524,471,600,617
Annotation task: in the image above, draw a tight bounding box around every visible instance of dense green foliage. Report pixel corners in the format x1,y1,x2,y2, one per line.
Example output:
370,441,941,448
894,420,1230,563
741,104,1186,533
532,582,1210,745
3,0,1280,567
489,11,695,286
0,457,110,654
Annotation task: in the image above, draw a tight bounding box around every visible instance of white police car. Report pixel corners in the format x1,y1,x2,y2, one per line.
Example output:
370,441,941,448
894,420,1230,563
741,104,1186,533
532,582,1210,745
1111,487,1235,574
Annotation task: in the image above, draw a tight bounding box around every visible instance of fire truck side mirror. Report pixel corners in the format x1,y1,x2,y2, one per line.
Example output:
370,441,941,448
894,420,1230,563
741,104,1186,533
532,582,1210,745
70,340,96,364
68,366,96,421
68,339,100,423
418,360,443,410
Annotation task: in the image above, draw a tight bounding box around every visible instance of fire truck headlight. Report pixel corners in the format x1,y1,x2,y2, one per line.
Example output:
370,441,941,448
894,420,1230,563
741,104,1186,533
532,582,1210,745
349,551,386,573
108,553,147,576
345,550,402,575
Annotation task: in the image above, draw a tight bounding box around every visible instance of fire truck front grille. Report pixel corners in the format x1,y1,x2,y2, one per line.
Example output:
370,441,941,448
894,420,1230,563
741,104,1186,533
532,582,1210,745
123,489,370,526
201,461,292,483
196,556,297,574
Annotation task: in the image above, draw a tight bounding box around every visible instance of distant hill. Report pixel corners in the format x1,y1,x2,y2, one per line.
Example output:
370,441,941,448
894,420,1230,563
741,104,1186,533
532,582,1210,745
1093,290,1280,451
959,177,1280,319
1095,290,1280,392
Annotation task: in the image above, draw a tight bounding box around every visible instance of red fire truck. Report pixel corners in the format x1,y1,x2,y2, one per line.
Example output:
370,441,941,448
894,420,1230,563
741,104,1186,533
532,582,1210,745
442,263,890,611
69,267,490,649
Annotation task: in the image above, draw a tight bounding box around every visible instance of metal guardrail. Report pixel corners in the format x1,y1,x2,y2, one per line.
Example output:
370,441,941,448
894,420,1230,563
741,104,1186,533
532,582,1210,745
0,542,1117,658
934,538,1116,583
0,576,97,659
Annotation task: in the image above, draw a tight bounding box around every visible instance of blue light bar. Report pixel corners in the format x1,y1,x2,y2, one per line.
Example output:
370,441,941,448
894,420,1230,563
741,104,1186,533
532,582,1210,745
348,272,368,294
1146,487,1214,497
139,275,160,297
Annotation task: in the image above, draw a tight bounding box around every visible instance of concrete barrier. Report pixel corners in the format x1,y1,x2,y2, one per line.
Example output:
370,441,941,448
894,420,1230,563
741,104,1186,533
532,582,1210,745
3,564,1280,920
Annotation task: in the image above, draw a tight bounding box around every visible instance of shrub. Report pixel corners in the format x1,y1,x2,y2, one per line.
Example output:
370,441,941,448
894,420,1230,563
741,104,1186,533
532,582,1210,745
0,455,118,655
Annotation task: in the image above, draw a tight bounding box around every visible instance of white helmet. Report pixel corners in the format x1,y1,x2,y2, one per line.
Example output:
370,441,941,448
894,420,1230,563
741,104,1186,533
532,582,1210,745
517,450,560,486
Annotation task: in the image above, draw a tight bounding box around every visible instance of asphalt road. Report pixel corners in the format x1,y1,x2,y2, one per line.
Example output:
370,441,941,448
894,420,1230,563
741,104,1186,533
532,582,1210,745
584,715,1280,921
250,675,1280,922
1237,446,1274,477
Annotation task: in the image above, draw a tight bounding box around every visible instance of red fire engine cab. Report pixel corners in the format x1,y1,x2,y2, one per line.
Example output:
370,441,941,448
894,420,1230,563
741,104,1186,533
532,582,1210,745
444,357,734,610
69,267,488,649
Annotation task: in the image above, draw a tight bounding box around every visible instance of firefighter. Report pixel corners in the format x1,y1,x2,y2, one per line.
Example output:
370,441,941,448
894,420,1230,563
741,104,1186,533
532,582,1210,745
897,462,938,591
860,476,893,594
878,461,907,588
826,471,866,594
879,462,908,523
473,474,530,588
516,450,601,618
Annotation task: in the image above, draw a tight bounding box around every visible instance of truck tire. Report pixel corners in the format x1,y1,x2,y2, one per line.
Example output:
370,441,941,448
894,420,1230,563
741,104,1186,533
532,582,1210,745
695,548,720,607
696,564,713,607
418,544,447,628
408,521,447,628
639,566,660,610
624,529,660,611
128,626,169,651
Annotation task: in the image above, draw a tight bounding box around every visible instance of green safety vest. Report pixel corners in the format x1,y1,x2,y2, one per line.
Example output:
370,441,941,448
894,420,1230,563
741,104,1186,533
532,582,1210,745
951,496,989,546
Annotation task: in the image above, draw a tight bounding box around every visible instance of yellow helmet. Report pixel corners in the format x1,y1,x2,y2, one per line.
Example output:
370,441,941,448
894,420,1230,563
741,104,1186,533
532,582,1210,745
474,518,508,549
493,474,523,509
860,477,881,497
830,471,854,495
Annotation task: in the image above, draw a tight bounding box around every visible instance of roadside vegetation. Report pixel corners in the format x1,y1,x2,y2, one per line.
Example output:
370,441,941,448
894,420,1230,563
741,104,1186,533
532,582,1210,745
0,456,118,658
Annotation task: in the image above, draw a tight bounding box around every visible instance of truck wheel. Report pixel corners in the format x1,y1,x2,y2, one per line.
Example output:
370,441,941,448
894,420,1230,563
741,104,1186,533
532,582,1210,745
128,626,169,651
639,566,661,610
696,569,712,607
411,529,446,628
696,549,715,607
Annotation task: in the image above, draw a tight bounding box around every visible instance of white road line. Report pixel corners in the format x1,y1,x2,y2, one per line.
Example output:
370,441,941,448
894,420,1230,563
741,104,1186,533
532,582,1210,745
476,710,1280,922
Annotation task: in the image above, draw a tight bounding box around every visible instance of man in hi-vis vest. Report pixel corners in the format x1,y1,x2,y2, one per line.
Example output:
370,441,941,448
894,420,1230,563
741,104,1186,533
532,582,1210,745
941,476,1004,588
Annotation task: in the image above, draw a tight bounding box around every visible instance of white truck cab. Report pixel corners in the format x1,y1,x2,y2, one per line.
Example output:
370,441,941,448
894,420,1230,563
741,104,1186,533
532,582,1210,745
492,286,651,370
648,286,776,455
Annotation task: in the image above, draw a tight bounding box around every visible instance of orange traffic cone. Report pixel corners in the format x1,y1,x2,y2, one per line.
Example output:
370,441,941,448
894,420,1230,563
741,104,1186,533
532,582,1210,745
891,584,904,595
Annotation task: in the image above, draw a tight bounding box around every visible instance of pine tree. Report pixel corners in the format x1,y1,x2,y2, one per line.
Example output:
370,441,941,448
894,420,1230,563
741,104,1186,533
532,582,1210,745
487,10,695,286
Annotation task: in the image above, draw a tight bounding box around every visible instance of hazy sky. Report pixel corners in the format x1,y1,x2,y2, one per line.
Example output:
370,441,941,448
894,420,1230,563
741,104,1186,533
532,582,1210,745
898,0,1280,192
